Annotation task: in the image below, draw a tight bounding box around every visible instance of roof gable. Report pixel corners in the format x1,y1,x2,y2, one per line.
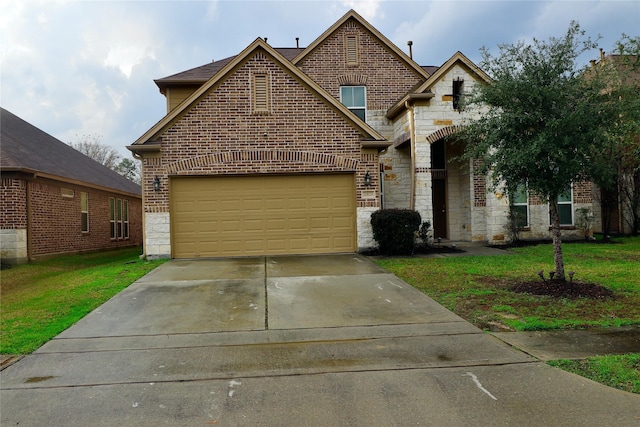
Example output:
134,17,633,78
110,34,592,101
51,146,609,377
131,38,387,148
1,108,141,197
292,9,430,81
419,51,491,92
387,51,491,119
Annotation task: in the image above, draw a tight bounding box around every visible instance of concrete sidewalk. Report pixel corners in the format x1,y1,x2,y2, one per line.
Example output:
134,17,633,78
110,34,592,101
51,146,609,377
1,254,638,426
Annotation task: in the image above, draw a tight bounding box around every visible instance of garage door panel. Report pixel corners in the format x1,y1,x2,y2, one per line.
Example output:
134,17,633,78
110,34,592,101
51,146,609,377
170,174,356,258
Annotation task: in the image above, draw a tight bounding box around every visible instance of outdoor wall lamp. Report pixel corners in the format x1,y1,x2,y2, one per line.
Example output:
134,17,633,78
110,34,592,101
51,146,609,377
153,176,160,191
364,171,371,187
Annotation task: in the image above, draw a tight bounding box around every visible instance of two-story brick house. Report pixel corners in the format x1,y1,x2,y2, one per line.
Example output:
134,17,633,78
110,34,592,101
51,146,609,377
129,10,596,259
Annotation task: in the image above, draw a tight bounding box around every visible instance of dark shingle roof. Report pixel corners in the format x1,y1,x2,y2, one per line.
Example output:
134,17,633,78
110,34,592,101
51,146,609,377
154,46,438,93
155,48,306,91
422,66,440,75
1,108,141,196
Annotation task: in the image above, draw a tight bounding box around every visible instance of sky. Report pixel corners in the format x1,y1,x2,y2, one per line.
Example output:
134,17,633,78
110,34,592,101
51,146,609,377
1,0,639,159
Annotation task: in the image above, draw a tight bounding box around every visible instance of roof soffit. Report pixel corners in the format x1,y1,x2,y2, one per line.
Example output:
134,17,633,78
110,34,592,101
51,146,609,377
132,38,387,146
292,9,430,81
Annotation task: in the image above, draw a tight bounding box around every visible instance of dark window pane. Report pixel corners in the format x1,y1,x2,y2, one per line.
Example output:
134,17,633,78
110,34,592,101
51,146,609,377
559,204,573,225
81,213,88,232
513,205,528,228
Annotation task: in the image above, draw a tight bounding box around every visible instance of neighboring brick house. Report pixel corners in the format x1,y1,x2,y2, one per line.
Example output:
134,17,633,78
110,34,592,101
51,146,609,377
1,108,142,264
129,10,597,259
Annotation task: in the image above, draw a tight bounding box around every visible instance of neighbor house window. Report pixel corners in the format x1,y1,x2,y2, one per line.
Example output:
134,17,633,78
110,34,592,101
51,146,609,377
81,192,89,232
511,184,529,228
453,78,464,110
123,200,129,239
345,35,358,66
253,73,269,113
340,86,366,121
110,198,130,240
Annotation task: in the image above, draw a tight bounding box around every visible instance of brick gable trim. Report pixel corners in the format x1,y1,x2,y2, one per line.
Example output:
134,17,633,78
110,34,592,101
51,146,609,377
165,150,359,174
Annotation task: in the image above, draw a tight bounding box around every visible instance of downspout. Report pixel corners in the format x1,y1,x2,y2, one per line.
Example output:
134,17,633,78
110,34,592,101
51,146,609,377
132,151,148,259
406,101,416,210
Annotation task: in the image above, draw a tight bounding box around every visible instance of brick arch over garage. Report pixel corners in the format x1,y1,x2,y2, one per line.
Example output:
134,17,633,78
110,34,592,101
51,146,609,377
426,126,462,145
165,150,359,175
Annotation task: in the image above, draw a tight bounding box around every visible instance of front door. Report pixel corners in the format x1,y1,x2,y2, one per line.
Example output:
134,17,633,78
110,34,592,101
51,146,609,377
432,178,447,239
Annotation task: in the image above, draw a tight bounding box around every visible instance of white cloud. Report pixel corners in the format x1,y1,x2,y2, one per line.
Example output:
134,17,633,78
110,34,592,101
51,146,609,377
342,0,383,20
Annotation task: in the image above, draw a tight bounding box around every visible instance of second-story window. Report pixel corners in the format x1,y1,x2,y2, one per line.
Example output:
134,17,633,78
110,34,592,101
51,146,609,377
340,86,366,122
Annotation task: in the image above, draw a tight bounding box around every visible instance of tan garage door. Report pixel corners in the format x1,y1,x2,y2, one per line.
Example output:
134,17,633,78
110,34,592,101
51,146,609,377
170,174,356,258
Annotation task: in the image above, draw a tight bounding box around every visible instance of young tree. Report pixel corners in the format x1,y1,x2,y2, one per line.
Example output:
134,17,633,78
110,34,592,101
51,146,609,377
460,22,618,281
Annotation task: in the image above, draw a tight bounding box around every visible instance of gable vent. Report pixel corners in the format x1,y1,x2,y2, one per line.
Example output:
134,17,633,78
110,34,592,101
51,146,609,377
253,74,269,113
345,35,358,66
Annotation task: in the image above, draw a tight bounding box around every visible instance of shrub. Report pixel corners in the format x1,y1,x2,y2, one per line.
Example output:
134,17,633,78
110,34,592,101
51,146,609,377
370,209,421,255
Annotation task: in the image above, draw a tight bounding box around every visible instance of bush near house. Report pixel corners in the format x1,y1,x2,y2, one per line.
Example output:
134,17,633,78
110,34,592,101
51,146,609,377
371,209,421,255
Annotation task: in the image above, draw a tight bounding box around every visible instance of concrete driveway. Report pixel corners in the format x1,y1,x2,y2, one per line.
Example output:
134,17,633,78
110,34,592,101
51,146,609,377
1,254,638,426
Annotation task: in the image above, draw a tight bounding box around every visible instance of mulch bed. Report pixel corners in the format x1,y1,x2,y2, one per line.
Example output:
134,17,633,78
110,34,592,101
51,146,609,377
510,280,615,299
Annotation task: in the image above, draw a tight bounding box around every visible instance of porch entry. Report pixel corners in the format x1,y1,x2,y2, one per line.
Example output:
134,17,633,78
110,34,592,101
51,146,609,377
431,139,448,239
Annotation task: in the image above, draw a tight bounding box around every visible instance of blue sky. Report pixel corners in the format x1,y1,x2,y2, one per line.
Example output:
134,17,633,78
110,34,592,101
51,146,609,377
2,0,638,158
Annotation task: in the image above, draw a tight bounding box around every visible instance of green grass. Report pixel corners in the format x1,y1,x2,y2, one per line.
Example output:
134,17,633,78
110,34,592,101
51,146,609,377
549,354,640,394
375,237,640,331
375,236,640,394
1,248,166,354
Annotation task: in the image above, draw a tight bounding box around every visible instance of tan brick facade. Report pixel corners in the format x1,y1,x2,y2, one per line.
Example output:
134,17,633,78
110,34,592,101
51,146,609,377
297,21,424,111
132,10,599,255
143,51,373,215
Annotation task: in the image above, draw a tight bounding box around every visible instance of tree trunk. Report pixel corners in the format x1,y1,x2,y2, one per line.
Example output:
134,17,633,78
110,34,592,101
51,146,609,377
549,200,566,281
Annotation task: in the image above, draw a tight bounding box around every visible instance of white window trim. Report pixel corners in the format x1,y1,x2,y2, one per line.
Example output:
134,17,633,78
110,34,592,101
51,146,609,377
81,192,89,233
340,86,367,122
511,184,529,228
549,185,574,226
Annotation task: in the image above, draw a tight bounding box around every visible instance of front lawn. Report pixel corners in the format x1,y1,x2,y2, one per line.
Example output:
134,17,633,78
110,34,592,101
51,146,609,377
375,237,640,331
375,237,640,394
0,248,166,354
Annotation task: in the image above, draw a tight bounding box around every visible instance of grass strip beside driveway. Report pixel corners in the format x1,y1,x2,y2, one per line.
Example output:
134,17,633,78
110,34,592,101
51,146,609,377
375,236,640,394
375,237,640,332
1,248,166,354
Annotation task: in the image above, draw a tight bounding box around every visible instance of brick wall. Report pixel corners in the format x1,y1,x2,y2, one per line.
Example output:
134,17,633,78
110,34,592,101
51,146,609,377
298,19,423,111
1,178,27,229
144,50,376,213
1,176,142,261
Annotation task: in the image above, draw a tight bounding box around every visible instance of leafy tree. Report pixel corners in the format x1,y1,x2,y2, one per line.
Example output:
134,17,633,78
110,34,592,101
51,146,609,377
460,22,619,281
69,134,141,184
114,158,141,185
598,35,640,236
70,134,121,169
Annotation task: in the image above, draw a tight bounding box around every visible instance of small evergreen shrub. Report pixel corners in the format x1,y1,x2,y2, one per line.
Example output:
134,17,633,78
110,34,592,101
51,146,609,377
370,209,422,255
